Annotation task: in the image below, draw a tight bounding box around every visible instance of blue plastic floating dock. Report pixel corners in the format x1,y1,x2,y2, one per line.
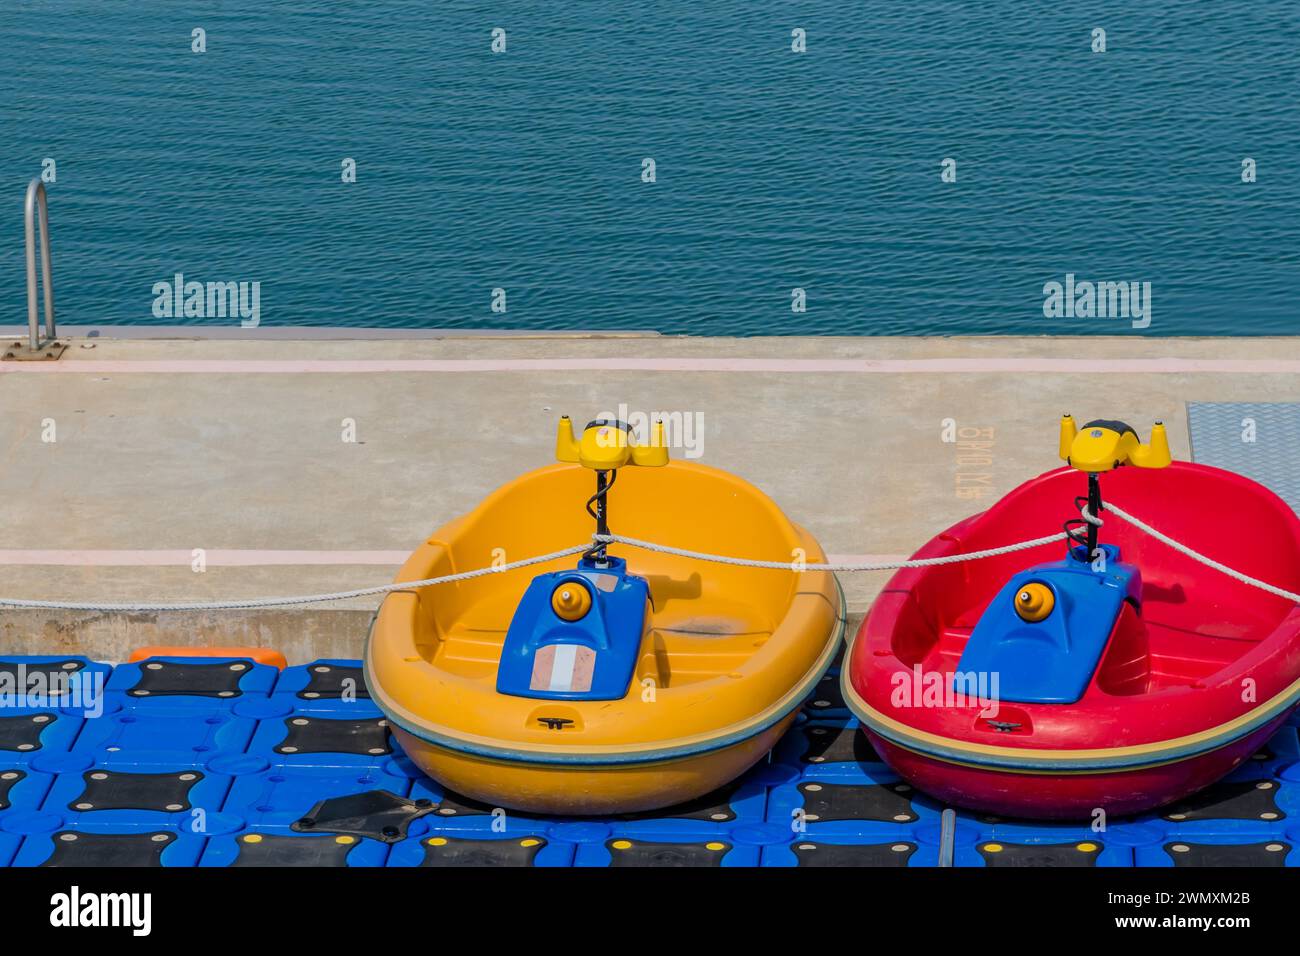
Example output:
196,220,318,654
0,653,1297,867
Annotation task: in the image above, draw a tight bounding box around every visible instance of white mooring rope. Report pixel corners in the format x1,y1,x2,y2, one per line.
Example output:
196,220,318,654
0,544,592,613
0,501,1294,611
1103,502,1300,604
591,530,1071,571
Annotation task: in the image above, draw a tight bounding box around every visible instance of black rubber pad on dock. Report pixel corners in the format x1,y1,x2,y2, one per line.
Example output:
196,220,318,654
796,782,919,823
230,833,358,867
606,838,729,867
296,664,369,701
275,716,391,756
418,836,547,867
792,841,917,866
1161,779,1285,822
803,673,846,713
977,841,1102,867
0,659,84,688
0,770,26,810
67,770,203,812
1163,841,1291,867
796,724,881,764
0,713,55,752
292,789,435,843
42,831,175,867
128,660,250,699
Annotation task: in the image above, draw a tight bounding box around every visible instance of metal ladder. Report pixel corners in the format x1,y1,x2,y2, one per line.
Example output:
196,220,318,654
3,178,65,361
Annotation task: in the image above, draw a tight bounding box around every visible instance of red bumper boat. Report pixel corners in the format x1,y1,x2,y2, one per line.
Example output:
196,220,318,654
844,416,1300,819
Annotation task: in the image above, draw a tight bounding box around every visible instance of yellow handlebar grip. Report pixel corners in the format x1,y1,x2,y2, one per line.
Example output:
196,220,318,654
1129,421,1172,469
630,420,669,467
1059,415,1078,462
555,416,581,463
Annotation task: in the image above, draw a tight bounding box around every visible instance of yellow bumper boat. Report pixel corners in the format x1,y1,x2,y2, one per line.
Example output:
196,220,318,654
365,416,844,814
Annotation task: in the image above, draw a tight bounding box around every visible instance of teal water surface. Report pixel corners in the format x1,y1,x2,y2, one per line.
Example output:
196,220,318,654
1,1,1297,335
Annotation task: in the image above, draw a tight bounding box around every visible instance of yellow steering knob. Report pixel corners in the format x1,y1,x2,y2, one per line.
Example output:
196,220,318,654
551,582,592,621
1014,582,1055,622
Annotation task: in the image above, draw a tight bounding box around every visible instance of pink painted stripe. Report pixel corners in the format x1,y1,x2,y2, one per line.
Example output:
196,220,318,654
2,357,1299,375
0,549,409,567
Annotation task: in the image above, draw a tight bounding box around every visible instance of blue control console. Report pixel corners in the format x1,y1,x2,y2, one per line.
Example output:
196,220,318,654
496,556,649,702
957,544,1141,704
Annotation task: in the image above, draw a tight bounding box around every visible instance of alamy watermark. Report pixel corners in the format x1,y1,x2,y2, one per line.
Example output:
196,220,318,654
595,403,705,459
890,665,1000,718
1043,273,1150,329
152,272,261,327
0,665,103,718
50,886,151,936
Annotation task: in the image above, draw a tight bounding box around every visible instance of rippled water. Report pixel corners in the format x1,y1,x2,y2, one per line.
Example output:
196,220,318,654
1,1,1297,335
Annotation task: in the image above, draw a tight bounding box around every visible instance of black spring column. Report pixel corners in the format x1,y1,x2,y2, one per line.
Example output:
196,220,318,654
591,469,610,564
1086,472,1103,557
